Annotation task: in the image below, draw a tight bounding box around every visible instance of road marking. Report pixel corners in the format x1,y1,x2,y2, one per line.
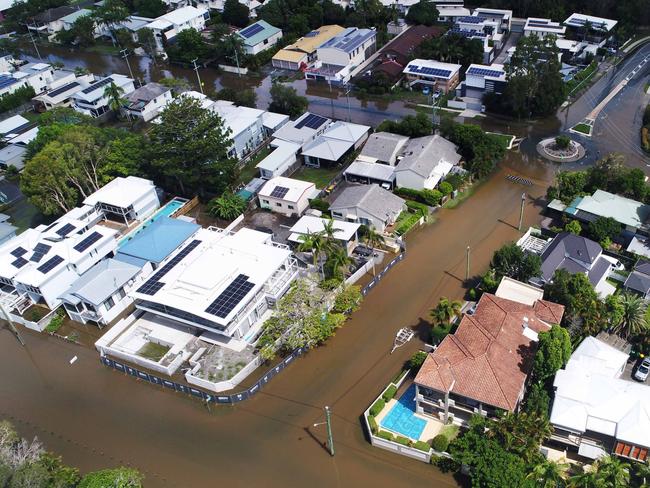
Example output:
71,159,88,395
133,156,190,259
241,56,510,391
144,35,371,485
69,356,77,365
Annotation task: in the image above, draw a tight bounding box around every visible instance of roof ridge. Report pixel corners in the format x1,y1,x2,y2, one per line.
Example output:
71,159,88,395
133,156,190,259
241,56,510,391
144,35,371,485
484,344,513,410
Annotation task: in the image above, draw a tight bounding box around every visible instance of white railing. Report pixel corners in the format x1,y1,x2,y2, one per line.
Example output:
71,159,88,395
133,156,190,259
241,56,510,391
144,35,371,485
185,354,262,393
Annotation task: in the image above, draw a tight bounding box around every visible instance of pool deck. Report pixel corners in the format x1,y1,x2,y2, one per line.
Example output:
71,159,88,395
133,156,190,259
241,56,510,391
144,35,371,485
376,393,446,443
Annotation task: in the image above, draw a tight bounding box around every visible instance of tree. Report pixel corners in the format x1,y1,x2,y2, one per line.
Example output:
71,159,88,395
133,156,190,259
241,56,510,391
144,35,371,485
114,27,135,50
439,181,453,196
417,33,483,69
222,0,250,27
148,96,236,198
555,135,571,149
527,459,568,488
207,192,247,220
533,324,572,382
60,15,97,47
589,455,630,487
440,120,506,178
375,113,432,138
360,225,384,250
613,293,648,338
405,0,439,26
605,293,625,329
321,218,342,241
268,83,308,118
297,230,329,276
488,412,552,463
524,382,550,418
565,220,582,235
324,245,352,280
103,81,127,116
78,467,144,488
332,285,363,314
134,0,166,17
93,0,129,32
166,28,209,64
429,297,462,327
490,243,542,282
217,87,257,108
544,269,605,332
215,34,246,69
136,27,157,57
588,216,621,247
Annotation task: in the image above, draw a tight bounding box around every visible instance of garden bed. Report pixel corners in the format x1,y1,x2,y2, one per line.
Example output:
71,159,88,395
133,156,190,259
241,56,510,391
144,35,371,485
137,342,171,362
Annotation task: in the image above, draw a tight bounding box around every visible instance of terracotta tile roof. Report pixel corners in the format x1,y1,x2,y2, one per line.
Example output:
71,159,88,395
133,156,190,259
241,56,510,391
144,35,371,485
380,25,444,66
414,293,564,411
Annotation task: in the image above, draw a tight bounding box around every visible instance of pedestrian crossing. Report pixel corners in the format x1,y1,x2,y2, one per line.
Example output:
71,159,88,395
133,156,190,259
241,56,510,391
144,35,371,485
506,174,533,186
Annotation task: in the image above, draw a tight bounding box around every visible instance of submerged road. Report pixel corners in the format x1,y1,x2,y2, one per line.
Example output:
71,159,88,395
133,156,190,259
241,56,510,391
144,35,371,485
0,155,553,487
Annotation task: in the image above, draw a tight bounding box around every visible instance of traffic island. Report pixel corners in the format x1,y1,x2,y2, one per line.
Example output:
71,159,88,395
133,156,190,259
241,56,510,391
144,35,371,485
536,136,586,163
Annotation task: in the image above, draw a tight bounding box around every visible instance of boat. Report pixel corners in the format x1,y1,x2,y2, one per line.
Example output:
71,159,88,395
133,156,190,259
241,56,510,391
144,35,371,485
391,327,414,354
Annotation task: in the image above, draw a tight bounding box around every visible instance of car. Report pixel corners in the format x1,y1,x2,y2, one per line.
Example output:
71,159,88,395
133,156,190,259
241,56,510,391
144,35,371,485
634,358,650,382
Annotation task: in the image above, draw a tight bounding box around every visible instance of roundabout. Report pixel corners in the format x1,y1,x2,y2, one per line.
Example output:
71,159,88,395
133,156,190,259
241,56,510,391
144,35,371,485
536,136,586,163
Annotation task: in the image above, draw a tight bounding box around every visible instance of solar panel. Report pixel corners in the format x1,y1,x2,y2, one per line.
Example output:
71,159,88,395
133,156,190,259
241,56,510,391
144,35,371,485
30,243,52,263
304,30,319,37
270,186,289,199
136,239,202,296
137,280,164,296
457,16,482,23
10,247,27,258
467,67,504,78
11,257,27,268
0,75,17,90
81,78,112,95
240,23,263,38
56,223,76,237
73,231,102,252
37,255,63,274
205,274,255,318
47,81,80,98
408,65,452,78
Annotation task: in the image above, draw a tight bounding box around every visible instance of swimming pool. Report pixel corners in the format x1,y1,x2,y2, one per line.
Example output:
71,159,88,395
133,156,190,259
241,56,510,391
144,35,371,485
380,384,426,440
118,198,188,247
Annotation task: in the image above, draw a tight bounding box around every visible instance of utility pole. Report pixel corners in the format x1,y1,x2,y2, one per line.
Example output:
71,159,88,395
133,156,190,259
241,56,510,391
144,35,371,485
0,302,24,347
192,58,204,95
344,85,352,122
465,245,470,281
120,48,135,81
313,406,335,456
518,192,526,231
25,23,42,60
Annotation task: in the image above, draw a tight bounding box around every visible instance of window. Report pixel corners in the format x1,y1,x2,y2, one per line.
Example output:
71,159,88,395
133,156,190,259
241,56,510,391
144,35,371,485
288,205,294,209
103,296,115,310
332,211,343,218
118,288,126,299
263,39,268,44
276,202,282,207
262,199,269,205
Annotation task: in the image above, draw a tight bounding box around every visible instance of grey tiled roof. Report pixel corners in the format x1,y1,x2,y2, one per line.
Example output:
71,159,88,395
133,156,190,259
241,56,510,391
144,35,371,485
329,184,405,221
359,131,409,164
126,82,169,104
624,270,650,295
540,232,603,282
395,135,461,178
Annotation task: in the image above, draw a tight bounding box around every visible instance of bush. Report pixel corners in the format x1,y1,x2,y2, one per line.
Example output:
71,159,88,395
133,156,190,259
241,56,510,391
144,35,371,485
444,173,465,190
45,311,65,333
439,181,453,196
369,398,385,416
367,414,378,434
377,430,394,441
421,189,442,206
395,435,411,446
555,135,571,149
382,384,397,402
0,85,35,113
431,434,449,452
405,200,428,216
413,440,431,452
395,212,421,236
409,350,428,369
392,368,408,384
309,198,330,213
468,288,477,300
319,277,342,291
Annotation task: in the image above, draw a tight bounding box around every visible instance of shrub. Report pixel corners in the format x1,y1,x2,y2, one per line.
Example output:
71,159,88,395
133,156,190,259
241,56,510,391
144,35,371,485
409,350,428,369
439,181,453,196
382,384,397,402
377,430,394,441
468,288,477,300
421,189,442,206
392,369,408,384
431,434,449,452
369,398,385,416
0,85,35,114
309,198,330,213
395,435,410,446
319,277,342,291
395,213,421,236
45,309,65,333
554,135,571,149
444,173,465,190
367,414,378,434
405,200,428,216
413,440,431,452
642,126,650,152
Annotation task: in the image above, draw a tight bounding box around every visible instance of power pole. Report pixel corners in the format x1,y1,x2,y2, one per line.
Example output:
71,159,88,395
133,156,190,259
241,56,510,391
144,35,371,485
192,58,204,95
324,406,334,456
344,85,352,122
120,48,135,81
25,23,42,60
518,192,526,231
0,302,24,347
465,245,470,281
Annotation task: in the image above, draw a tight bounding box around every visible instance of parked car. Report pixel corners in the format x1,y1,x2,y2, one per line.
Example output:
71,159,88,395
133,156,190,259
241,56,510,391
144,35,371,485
634,358,650,382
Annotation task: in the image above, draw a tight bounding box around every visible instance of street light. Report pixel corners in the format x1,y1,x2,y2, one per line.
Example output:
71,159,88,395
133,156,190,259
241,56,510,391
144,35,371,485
313,406,335,456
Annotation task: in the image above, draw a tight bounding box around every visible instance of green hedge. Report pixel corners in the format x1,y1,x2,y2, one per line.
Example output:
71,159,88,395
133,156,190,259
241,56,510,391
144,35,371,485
395,435,410,446
382,384,397,402
45,310,65,333
413,440,431,452
392,369,408,384
395,212,421,236
367,414,378,434
376,430,394,441
405,200,429,216
431,434,449,452
395,187,442,206
369,398,385,416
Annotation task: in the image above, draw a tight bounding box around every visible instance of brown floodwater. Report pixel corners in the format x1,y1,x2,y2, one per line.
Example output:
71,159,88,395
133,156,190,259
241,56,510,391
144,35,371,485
0,149,554,487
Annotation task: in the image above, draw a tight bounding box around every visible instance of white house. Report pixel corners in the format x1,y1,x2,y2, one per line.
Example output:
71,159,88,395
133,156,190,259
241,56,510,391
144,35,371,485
0,115,31,140
563,13,617,47
305,27,377,85
0,144,27,170
273,112,331,149
272,25,345,71
0,63,55,97
146,6,209,52
256,139,302,179
460,63,507,100
32,75,94,112
124,82,173,122
28,6,86,36
258,176,317,217
395,135,461,190
288,215,360,255
524,17,566,38
237,20,283,55
472,8,512,33
343,160,396,189
301,121,370,167
550,336,650,463
403,59,461,93
60,258,146,326
82,176,160,224
330,184,406,233
72,74,136,117
209,100,266,159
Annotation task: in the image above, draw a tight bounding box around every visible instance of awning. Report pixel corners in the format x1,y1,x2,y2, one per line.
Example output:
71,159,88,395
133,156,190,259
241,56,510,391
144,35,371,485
578,442,608,460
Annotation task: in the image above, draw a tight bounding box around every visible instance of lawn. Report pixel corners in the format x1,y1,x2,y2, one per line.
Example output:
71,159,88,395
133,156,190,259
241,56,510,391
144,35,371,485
440,424,460,441
394,210,421,236
566,61,599,95
572,123,592,135
487,132,514,150
293,166,340,189
137,342,171,362
237,146,271,185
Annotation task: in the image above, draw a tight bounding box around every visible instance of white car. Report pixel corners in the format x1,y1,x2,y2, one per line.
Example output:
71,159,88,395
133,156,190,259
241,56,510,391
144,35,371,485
634,358,650,382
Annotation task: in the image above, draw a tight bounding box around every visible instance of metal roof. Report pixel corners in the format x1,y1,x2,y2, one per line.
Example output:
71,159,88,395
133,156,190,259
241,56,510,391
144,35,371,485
60,258,140,306
318,27,375,54
237,20,281,47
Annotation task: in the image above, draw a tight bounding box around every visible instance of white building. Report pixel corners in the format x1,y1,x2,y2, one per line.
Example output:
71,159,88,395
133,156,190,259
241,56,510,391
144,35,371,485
82,176,160,224
256,139,302,179
358,131,409,166
550,336,650,463
258,176,317,216
146,6,209,52
330,184,406,233
0,63,55,97
395,135,461,190
273,112,331,149
564,13,617,47
0,115,31,141
0,144,27,170
524,17,566,38
301,120,370,167
403,59,462,93
72,74,135,117
305,27,377,85
210,100,266,159
472,8,512,32
461,63,507,100
237,20,283,55
32,74,94,112
124,82,173,122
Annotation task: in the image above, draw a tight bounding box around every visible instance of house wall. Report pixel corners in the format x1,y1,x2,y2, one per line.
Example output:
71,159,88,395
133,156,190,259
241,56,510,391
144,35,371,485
230,118,265,159
271,56,303,70
17,267,78,310
405,71,460,94
127,90,173,122
259,194,309,217
74,80,136,117
155,12,208,51
331,207,390,233
258,152,298,179
245,30,283,55
396,169,428,190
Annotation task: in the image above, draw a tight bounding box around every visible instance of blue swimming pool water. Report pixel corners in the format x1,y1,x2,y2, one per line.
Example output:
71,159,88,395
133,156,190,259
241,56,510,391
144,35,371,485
380,384,426,440
118,198,187,247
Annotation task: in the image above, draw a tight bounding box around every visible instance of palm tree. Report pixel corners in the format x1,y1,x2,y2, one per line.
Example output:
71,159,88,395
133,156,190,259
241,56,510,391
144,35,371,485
103,81,127,118
326,245,353,280
298,231,328,277
527,459,568,488
321,218,343,241
362,226,385,250
633,461,650,487
613,293,648,338
591,455,630,487
569,467,598,488
429,297,462,327
207,192,246,221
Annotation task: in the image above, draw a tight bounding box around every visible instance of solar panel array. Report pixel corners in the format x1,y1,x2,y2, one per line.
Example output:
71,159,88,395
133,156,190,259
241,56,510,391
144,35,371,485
240,23,263,38
458,16,482,23
0,75,17,90
467,67,504,78
295,113,328,130
270,186,289,199
30,243,52,263
136,239,202,296
10,247,27,258
407,64,453,78
81,78,112,95
37,255,63,274
56,223,76,237
449,28,487,38
47,81,80,98
73,231,102,252
304,30,319,37
527,19,550,26
205,274,255,318
11,257,27,268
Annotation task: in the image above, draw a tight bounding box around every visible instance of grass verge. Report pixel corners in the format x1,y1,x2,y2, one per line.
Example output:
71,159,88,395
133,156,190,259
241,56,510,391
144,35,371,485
572,123,592,135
